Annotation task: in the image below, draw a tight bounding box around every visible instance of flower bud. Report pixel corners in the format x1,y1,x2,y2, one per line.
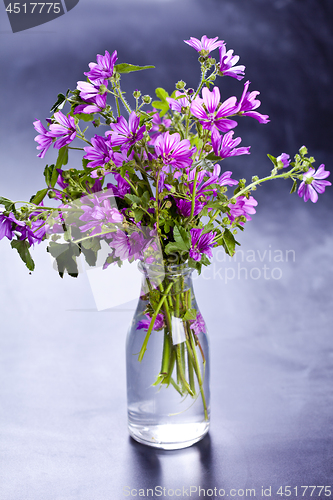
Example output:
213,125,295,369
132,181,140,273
142,94,152,104
133,89,141,99
99,84,107,94
299,145,308,156
176,80,186,90
165,200,172,209
93,118,101,128
199,49,209,58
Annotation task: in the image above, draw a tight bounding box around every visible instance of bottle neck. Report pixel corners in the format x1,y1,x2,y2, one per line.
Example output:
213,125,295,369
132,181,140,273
138,262,194,297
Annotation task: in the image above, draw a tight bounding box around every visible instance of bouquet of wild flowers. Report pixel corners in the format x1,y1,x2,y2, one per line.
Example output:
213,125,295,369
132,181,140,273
0,36,331,421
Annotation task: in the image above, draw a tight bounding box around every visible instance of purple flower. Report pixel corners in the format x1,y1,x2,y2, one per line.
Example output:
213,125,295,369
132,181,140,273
84,135,115,170
1,208,46,245
109,112,146,150
189,312,206,335
20,219,46,245
219,169,239,187
137,313,165,331
175,164,238,218
48,111,77,149
298,164,331,203
84,50,117,83
109,230,147,261
154,132,195,172
33,120,54,158
211,130,250,159
166,91,191,113
0,212,16,240
189,228,215,261
276,153,290,168
76,80,107,100
175,198,205,218
184,35,224,55
107,173,131,199
236,81,270,124
190,86,238,133
75,80,108,114
228,196,258,224
148,109,172,145
218,44,245,80
79,195,123,235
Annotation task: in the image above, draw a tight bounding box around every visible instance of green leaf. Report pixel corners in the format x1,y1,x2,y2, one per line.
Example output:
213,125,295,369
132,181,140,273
74,113,95,122
79,246,97,267
124,193,142,205
79,237,101,267
152,87,170,117
290,179,298,194
50,165,59,188
56,147,68,169
11,239,35,271
267,154,277,167
43,164,59,189
202,222,215,234
155,87,169,100
165,242,185,255
43,164,52,186
183,308,197,321
47,241,81,278
141,190,150,208
173,226,190,251
133,208,144,222
205,152,223,162
80,237,101,252
188,257,202,275
50,93,66,113
222,228,239,257
30,188,48,205
0,197,15,212
114,63,155,74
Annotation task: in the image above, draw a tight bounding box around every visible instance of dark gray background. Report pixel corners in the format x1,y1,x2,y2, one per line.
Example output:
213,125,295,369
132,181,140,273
0,0,332,498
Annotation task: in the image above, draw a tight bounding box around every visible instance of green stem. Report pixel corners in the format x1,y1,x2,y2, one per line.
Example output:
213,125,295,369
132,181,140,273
187,342,195,394
230,168,300,202
188,325,208,420
176,343,194,396
160,329,172,375
138,281,173,362
165,349,176,387
190,169,199,220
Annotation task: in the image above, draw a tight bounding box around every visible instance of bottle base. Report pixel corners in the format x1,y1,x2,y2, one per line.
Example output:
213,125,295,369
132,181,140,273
128,421,210,450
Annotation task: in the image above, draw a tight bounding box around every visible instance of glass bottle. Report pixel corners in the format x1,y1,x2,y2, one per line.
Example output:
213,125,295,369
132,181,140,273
126,262,210,450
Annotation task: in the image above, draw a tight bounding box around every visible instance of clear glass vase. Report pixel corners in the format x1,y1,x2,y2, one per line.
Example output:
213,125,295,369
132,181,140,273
126,262,210,450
